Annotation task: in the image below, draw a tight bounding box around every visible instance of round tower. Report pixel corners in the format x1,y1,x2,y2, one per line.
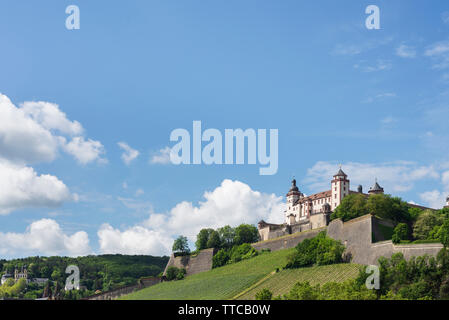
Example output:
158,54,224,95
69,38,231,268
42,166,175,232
331,167,350,211
368,179,384,195
445,195,449,208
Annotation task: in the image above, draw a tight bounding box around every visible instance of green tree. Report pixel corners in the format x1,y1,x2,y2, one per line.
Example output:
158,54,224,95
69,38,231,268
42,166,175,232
212,249,230,268
195,228,214,251
234,224,259,245
206,230,221,248
440,219,449,247
255,288,273,300
413,210,444,240
172,236,190,254
392,223,409,244
331,193,368,222
217,225,235,248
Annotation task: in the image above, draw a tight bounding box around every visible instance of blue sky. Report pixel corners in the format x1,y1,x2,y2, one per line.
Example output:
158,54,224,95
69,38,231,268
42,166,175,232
1,1,449,258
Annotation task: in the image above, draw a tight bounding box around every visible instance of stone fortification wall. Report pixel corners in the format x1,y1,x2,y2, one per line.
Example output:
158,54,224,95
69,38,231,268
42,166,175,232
254,214,444,265
163,248,215,277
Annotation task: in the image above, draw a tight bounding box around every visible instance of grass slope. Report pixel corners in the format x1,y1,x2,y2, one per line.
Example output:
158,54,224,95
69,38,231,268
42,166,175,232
236,263,361,300
121,248,295,300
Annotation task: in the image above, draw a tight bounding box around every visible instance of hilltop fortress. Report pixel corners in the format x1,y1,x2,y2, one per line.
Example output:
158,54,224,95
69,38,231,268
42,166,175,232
258,168,448,241
164,168,449,278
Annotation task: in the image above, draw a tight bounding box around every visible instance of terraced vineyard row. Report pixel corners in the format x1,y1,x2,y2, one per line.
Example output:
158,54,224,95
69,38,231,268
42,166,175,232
236,263,362,300
121,248,295,300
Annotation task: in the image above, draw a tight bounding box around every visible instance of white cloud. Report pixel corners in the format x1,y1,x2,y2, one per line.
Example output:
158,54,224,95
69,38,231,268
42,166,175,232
0,219,91,257
332,37,394,56
20,101,83,136
304,161,439,194
353,60,392,72
64,137,107,165
0,160,72,215
150,147,172,164
135,189,144,197
425,40,449,69
118,142,139,165
362,92,396,104
396,44,416,58
98,179,285,255
420,190,446,209
0,94,61,164
98,224,172,256
0,93,106,165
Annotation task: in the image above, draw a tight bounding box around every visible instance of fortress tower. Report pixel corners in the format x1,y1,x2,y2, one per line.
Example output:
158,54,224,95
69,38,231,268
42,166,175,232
368,179,384,195
445,195,449,209
331,168,350,211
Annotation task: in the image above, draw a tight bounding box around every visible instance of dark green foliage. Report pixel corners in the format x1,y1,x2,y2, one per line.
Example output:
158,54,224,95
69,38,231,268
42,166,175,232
212,249,230,268
330,193,412,224
331,193,368,222
234,224,259,245
195,229,214,251
168,267,186,281
206,231,221,249
440,220,449,248
217,226,235,248
285,232,345,268
371,250,449,299
212,243,259,268
255,288,273,300
195,223,258,252
173,236,190,254
165,266,186,281
0,254,168,299
392,223,409,244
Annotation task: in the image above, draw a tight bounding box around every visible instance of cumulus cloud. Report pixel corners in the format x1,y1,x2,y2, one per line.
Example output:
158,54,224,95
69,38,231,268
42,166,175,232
150,147,172,164
0,94,61,164
20,101,83,136
98,224,172,256
97,179,285,255
0,160,72,215
0,219,91,257
117,142,139,165
64,137,107,165
0,93,106,165
304,161,439,194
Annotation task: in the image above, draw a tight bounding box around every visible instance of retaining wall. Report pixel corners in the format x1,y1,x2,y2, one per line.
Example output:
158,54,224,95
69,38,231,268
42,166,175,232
252,214,444,265
163,248,215,276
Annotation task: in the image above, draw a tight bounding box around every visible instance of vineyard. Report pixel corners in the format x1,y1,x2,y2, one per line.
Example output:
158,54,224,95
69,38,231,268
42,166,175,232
121,248,361,300
235,263,361,300
121,248,294,300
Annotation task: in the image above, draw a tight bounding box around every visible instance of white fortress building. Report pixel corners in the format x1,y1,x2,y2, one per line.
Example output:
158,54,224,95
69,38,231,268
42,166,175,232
258,167,445,241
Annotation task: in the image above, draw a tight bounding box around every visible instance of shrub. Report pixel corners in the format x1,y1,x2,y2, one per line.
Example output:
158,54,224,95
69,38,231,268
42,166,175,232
255,288,273,300
165,267,186,281
392,223,409,244
230,243,258,263
212,249,230,268
285,231,345,268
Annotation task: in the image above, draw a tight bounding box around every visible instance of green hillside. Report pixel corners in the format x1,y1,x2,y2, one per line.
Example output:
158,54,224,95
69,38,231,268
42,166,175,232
121,248,295,300
121,248,361,300
236,263,361,300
